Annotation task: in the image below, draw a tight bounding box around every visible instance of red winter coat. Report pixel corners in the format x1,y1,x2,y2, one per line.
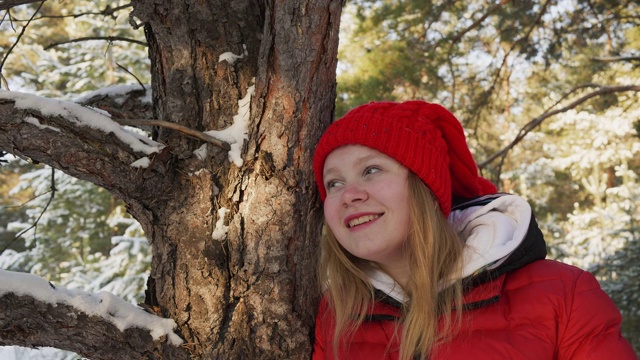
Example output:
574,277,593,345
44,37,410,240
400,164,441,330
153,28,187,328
312,259,637,360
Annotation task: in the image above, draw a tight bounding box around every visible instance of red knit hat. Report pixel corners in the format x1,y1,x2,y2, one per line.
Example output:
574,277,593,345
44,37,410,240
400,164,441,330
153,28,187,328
313,101,497,216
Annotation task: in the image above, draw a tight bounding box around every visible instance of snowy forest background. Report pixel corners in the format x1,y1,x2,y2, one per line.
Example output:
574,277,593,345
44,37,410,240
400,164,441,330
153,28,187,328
1,0,638,358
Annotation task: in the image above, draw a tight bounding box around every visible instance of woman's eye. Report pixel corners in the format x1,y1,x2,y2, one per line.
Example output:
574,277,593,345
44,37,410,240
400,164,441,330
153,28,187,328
326,180,341,190
363,166,381,176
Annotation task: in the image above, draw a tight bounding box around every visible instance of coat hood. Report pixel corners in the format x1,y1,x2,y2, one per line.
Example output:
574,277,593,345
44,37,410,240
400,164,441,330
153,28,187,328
367,193,547,303
451,194,547,280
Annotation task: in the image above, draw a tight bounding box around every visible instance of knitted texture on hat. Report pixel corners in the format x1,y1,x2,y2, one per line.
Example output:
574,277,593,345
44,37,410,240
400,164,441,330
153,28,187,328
313,101,497,216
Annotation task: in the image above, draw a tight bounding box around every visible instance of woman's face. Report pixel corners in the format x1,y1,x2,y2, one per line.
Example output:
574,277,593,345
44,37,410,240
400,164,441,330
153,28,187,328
322,145,412,272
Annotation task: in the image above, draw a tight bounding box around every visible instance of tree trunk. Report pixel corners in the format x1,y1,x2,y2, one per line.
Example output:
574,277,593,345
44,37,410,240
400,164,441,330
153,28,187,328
0,0,343,358
128,1,343,358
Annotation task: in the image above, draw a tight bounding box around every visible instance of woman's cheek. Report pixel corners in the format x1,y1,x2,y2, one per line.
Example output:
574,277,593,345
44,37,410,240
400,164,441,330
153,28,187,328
323,200,342,233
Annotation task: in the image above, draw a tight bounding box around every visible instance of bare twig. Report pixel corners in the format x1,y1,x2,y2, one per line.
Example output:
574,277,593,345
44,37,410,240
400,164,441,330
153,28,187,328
0,7,11,28
0,0,45,76
0,188,53,209
1,167,56,254
116,63,145,92
14,3,131,20
433,0,511,51
113,118,232,151
44,36,147,50
47,3,132,19
0,72,9,90
478,84,640,168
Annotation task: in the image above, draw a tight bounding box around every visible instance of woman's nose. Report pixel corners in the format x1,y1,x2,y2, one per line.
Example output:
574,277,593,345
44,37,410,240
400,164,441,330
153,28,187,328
342,183,368,205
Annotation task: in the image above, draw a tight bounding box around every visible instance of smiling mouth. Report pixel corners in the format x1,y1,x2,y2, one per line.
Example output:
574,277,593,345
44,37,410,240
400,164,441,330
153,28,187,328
347,214,381,228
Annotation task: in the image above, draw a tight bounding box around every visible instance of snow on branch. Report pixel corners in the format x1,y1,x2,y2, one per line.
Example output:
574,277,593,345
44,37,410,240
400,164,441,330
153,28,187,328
74,85,232,150
0,269,183,345
0,295,190,359
74,84,152,107
0,90,163,155
2,88,232,153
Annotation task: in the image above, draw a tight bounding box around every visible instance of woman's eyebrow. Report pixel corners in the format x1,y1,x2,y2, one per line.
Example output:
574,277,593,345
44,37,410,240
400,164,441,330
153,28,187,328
323,167,338,179
323,153,387,178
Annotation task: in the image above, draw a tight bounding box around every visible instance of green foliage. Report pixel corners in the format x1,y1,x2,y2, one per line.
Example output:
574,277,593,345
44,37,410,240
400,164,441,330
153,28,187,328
1,1,149,97
0,159,150,304
0,160,30,253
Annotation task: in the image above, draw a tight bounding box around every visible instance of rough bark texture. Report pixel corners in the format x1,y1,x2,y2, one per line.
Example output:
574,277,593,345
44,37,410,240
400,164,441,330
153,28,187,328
0,293,189,360
0,0,343,359
77,86,153,121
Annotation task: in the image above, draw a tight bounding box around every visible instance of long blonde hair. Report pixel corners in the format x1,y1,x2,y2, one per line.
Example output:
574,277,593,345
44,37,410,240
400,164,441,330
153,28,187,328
319,172,464,360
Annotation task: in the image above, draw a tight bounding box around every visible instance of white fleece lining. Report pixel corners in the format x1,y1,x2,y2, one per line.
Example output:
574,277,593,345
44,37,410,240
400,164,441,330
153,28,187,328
449,195,531,278
367,267,408,303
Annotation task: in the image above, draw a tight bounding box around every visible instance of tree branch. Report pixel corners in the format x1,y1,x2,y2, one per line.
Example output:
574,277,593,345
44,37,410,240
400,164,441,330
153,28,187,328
478,84,640,168
116,63,146,90
591,55,640,63
74,85,153,120
10,4,132,20
433,0,511,50
73,88,231,150
0,95,169,206
464,0,553,130
0,292,190,360
113,118,231,151
37,3,132,19
44,36,147,50
0,0,41,11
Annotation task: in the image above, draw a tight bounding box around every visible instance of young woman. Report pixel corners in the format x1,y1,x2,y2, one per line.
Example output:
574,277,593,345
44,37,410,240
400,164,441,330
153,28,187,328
311,101,636,360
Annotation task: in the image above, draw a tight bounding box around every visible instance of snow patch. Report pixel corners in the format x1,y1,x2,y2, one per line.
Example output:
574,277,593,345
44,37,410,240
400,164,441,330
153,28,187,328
211,207,230,240
23,116,61,132
193,144,208,160
204,82,254,166
189,168,210,177
218,44,248,65
130,157,151,168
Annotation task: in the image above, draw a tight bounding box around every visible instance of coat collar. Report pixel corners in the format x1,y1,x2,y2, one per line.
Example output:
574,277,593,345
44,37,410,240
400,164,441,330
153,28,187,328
367,272,506,322
460,273,504,310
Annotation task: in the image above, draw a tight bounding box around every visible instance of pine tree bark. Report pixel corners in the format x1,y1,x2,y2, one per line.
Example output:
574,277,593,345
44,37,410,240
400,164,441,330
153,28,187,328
129,0,343,358
0,0,343,358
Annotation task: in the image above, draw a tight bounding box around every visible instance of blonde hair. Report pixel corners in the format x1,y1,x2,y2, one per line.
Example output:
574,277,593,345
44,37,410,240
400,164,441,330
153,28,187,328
319,173,464,360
